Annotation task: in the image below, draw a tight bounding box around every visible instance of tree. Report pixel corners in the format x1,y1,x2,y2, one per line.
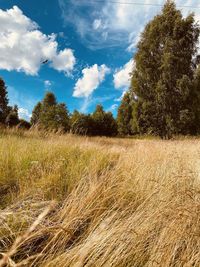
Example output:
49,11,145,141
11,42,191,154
92,105,117,136
5,105,20,127
31,102,42,125
70,110,94,135
131,0,200,138
92,105,105,136
190,65,200,134
17,119,31,130
31,92,70,132
43,92,57,107
0,77,9,124
103,112,118,137
55,103,70,132
117,92,133,136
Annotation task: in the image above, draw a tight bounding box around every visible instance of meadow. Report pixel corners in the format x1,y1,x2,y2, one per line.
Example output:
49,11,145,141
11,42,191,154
0,129,200,266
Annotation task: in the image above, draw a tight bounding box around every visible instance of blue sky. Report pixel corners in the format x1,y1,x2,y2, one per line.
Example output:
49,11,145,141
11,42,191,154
0,0,199,120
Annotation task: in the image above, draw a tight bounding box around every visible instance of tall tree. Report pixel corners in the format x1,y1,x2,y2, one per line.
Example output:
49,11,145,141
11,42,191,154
92,105,105,136
0,78,9,124
131,0,200,138
190,65,200,134
31,102,42,125
55,103,70,132
117,92,133,136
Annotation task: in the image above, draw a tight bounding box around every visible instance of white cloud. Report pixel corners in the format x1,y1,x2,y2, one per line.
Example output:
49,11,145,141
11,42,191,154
73,64,110,98
0,6,76,75
80,94,115,113
59,0,200,51
44,80,52,87
59,0,162,50
18,107,31,120
113,59,134,89
51,48,75,75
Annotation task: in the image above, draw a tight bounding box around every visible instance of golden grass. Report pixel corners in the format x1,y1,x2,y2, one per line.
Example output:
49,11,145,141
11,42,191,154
0,129,200,266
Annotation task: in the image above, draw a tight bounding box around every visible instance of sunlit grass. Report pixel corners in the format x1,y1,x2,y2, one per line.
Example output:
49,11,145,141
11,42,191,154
0,129,200,266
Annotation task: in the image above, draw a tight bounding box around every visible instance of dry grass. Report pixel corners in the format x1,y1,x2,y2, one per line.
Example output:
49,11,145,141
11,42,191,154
0,129,200,266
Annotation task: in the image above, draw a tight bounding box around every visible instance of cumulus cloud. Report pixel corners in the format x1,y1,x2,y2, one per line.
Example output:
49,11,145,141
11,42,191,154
73,64,110,98
113,59,134,89
0,6,76,75
51,48,75,75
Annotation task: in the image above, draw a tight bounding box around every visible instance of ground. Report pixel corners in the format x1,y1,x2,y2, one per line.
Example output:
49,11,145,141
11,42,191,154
0,129,200,266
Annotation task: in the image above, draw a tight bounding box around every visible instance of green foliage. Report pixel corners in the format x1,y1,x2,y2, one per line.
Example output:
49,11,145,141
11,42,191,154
0,77,9,123
31,92,70,132
43,92,57,107
54,103,70,132
70,110,94,135
92,104,118,136
70,106,117,137
130,0,200,138
5,105,20,127
117,92,134,136
31,102,42,125
17,119,31,130
192,66,200,133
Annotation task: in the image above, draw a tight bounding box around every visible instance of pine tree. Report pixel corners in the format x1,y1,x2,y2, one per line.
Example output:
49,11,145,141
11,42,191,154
131,0,200,138
0,77,9,124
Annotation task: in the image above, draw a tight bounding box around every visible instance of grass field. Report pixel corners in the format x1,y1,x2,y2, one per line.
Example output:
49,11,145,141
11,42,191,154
0,129,200,266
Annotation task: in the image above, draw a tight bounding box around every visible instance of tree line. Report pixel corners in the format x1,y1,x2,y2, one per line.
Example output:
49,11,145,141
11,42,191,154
31,91,118,136
1,1,200,138
0,78,30,129
0,84,118,136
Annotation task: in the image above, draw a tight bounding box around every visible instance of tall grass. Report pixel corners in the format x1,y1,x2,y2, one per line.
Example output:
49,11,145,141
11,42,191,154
0,130,200,266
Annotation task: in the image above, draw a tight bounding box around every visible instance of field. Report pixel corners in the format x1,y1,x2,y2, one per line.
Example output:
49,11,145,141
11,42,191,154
0,130,200,266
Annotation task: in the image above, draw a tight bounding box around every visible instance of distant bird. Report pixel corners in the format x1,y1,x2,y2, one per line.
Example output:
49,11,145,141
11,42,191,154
42,59,49,64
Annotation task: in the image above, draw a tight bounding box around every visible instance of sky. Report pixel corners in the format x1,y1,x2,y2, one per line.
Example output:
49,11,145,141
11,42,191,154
0,0,200,120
